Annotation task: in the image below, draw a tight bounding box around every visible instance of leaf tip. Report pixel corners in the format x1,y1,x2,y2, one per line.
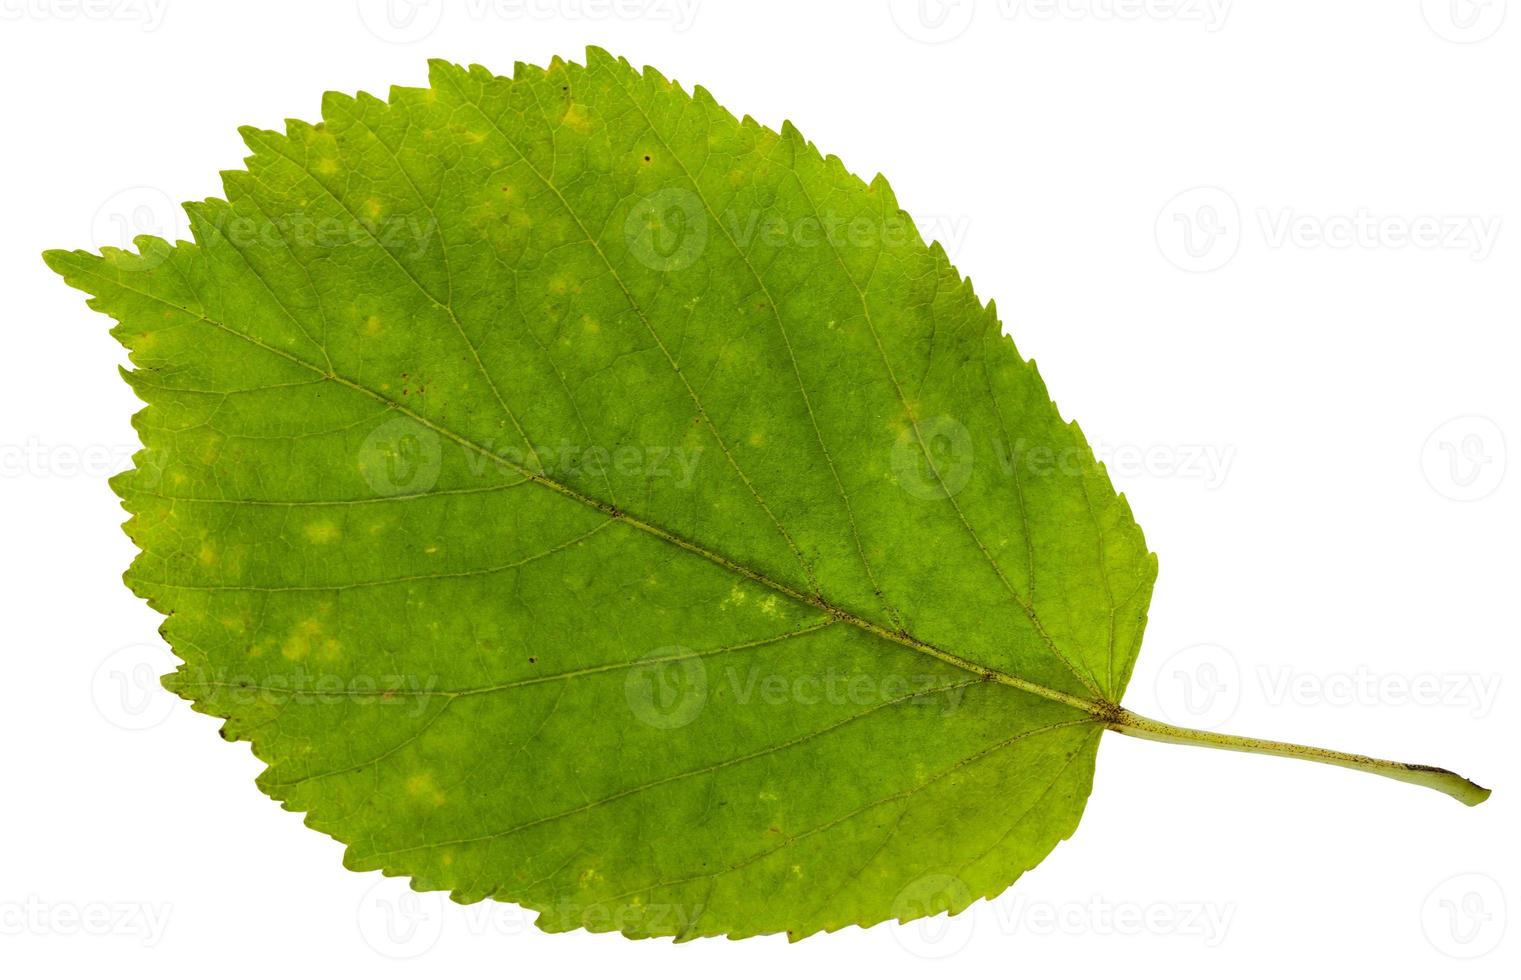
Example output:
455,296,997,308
426,57,464,89
40,248,75,276
583,43,617,67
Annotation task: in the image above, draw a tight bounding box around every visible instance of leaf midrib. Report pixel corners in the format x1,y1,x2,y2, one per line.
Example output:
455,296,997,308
456,64,1102,699
71,261,1106,718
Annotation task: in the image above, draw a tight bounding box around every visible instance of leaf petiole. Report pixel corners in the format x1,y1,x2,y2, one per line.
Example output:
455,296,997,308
1107,707,1492,806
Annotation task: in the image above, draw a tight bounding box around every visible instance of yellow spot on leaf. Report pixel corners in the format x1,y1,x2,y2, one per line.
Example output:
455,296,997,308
305,521,340,544
405,772,446,807
281,619,326,661
561,103,593,133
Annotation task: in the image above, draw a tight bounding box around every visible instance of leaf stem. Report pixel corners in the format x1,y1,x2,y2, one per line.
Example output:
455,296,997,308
1107,708,1491,806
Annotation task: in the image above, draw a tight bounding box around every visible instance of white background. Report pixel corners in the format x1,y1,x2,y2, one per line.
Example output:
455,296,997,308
2,0,1516,976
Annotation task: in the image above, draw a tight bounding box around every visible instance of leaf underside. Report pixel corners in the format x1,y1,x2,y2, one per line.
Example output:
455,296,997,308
47,48,1155,941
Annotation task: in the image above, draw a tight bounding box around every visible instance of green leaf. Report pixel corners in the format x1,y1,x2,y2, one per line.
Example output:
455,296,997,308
45,48,1487,943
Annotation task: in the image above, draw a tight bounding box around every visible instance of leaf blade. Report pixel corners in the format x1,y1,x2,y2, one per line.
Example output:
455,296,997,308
45,48,1156,939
